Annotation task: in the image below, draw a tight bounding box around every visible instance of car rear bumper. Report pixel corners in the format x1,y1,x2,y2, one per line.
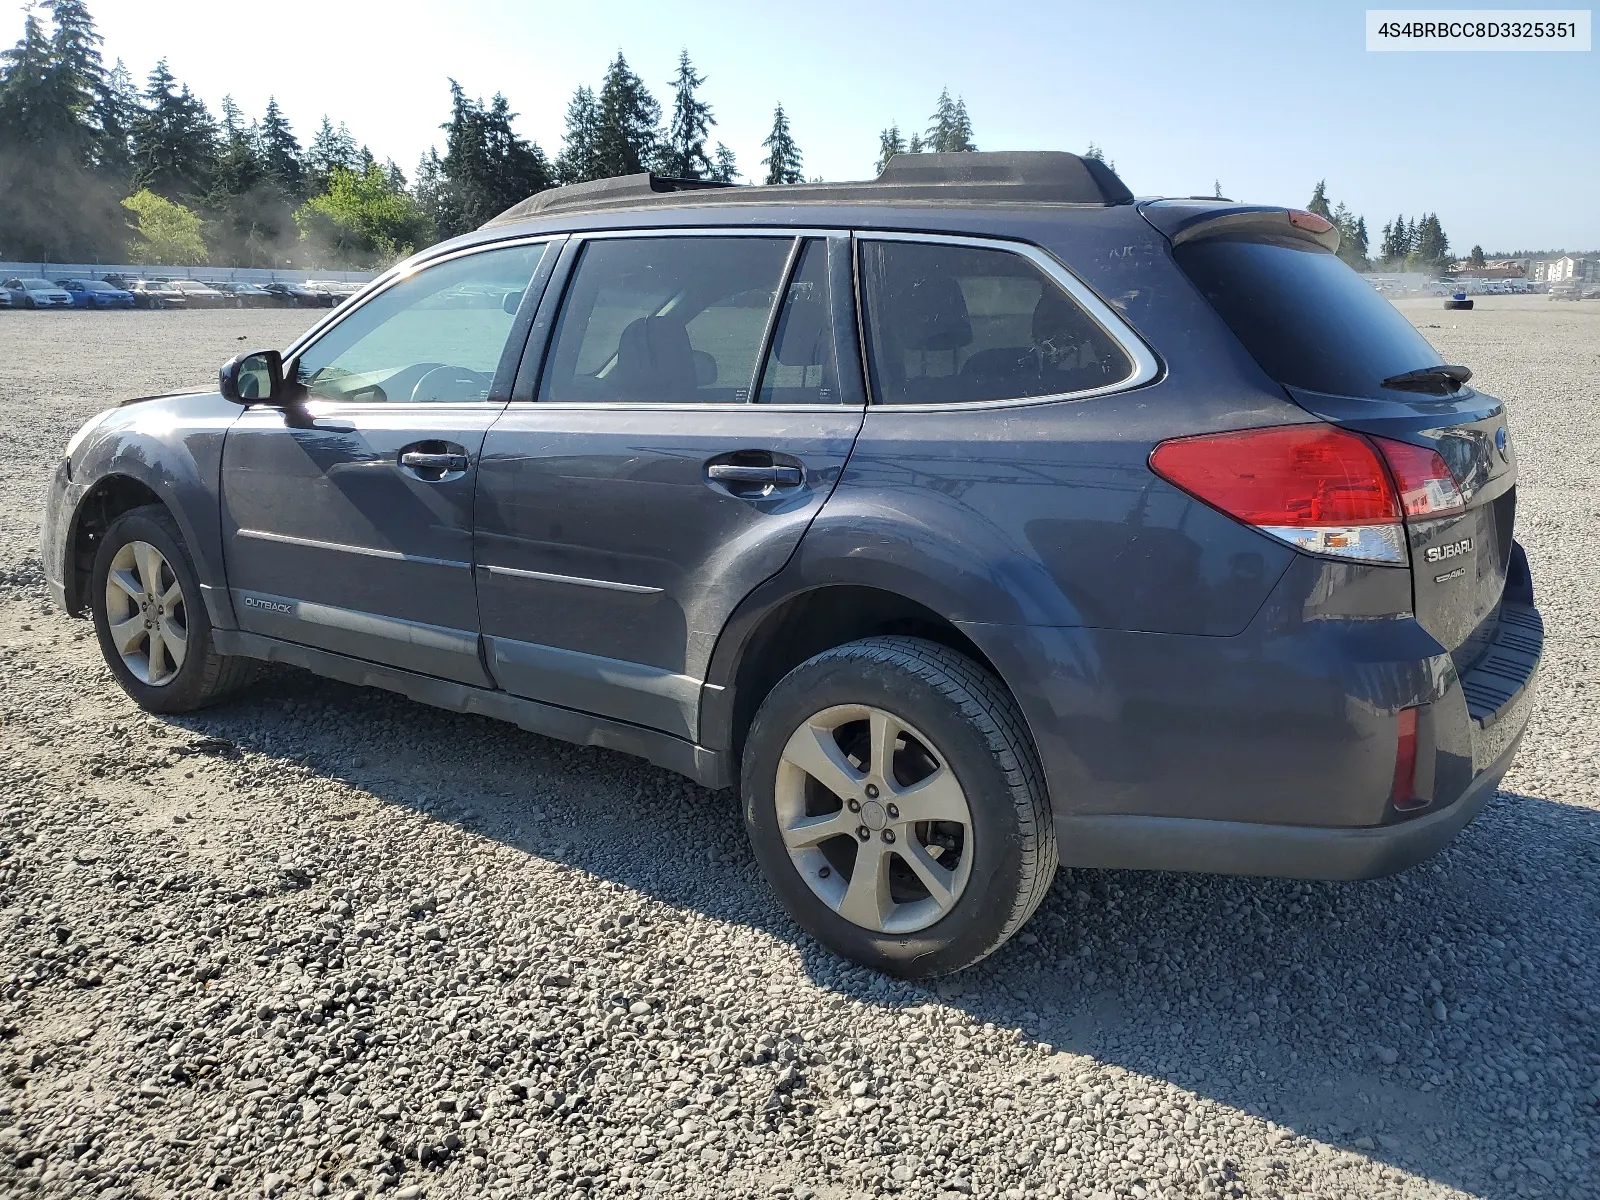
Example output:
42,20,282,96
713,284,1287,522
962,554,1542,881
1053,702,1527,879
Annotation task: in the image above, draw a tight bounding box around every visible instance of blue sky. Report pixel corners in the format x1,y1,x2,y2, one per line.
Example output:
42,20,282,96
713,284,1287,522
82,0,1597,251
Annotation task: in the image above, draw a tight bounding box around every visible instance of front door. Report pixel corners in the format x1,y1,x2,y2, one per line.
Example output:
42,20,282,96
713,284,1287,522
220,239,554,685
474,232,865,738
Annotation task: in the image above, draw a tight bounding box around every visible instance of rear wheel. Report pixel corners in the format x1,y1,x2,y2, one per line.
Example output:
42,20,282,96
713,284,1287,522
91,505,256,713
742,636,1056,977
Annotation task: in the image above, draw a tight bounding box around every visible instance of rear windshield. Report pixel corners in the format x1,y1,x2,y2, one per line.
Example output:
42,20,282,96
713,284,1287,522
1173,236,1444,397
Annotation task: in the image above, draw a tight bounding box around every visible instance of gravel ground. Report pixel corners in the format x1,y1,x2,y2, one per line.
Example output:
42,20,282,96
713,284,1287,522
0,300,1596,1200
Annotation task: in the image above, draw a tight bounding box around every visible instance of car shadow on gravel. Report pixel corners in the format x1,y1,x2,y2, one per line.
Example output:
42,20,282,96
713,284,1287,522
171,664,1598,1200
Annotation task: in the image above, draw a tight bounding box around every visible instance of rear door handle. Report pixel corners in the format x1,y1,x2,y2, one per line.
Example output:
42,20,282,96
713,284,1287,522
706,463,803,487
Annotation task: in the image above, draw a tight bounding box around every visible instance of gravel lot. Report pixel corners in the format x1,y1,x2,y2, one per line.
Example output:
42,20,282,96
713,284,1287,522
1,300,1597,1200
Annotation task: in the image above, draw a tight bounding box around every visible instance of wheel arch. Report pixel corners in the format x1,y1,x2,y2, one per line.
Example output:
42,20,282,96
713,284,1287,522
702,580,1028,770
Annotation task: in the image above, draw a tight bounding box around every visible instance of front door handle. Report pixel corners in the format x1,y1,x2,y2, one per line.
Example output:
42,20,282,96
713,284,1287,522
400,451,469,472
398,442,470,482
706,463,803,488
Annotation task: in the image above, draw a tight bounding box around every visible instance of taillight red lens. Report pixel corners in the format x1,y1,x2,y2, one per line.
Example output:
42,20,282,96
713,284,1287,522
1149,425,1407,564
1391,706,1427,811
1371,437,1465,518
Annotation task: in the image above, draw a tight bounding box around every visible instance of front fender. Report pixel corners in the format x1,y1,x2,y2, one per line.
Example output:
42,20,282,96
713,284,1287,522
63,392,242,628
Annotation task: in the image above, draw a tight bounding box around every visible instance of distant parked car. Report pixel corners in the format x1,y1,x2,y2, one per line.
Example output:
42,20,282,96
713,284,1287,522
101,273,140,290
0,290,11,310
169,280,229,307
262,281,333,308
213,282,276,308
128,280,188,309
2,277,75,309
305,279,363,301
56,279,136,309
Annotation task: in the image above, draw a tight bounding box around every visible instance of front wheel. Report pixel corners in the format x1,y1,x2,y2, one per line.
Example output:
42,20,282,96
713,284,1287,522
742,637,1057,978
91,505,256,713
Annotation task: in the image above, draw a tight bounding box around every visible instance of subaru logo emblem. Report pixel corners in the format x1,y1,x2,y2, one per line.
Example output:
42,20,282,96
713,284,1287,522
1495,425,1509,460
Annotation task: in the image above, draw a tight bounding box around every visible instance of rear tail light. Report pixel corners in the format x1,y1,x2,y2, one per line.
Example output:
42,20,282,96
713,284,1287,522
1148,425,1407,564
1370,437,1465,518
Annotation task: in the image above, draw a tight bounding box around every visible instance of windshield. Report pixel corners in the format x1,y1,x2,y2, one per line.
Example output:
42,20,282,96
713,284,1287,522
23,279,55,289
1173,236,1447,397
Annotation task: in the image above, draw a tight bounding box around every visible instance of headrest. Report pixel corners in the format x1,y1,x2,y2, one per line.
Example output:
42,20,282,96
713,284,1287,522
888,273,972,353
773,298,827,366
613,316,698,397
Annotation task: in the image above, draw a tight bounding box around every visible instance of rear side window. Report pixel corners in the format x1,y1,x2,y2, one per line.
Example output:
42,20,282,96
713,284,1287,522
1173,236,1444,397
542,237,792,404
859,240,1133,406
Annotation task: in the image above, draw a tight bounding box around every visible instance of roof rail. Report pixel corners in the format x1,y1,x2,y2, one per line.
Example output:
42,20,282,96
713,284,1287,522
483,151,1133,228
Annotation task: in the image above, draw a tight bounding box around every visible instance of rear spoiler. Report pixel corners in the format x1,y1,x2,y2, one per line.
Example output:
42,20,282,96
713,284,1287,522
1138,201,1341,254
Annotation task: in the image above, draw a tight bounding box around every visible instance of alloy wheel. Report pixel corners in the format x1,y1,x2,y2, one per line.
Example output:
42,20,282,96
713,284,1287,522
774,704,974,934
104,540,188,685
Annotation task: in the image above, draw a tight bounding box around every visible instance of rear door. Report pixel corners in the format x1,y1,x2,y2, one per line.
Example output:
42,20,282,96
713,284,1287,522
473,230,865,739
220,238,556,685
1170,231,1516,671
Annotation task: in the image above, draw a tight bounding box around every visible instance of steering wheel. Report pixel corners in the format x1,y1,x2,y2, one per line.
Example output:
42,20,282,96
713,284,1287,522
410,365,489,403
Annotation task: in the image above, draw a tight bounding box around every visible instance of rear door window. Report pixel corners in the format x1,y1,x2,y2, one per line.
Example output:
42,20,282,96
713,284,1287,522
1173,236,1446,397
541,236,794,404
858,239,1134,406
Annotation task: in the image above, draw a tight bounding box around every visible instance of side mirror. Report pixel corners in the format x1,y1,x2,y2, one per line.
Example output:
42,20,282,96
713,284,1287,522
220,349,285,405
501,289,522,315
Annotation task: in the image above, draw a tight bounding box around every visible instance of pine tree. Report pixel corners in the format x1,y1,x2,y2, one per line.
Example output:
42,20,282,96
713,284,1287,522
926,89,954,151
709,142,738,183
95,58,137,180
923,89,975,153
1084,142,1103,162
660,50,713,178
592,53,659,178
907,133,923,154
306,115,359,194
950,97,975,151
1469,244,1486,268
1306,179,1331,218
761,103,802,184
0,13,57,147
1413,213,1449,268
1213,179,1223,199
428,80,551,237
130,59,218,201
876,124,905,174
554,86,600,184
41,0,101,163
258,97,302,196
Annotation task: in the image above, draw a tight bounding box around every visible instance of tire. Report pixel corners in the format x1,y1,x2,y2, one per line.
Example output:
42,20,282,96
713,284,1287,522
742,636,1057,977
90,504,257,713
1444,299,1473,310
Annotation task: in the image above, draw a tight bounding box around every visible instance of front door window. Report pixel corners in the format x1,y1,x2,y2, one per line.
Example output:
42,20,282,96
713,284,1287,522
292,242,548,404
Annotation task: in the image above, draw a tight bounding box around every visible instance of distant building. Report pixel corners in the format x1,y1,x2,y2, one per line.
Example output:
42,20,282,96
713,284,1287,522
1449,259,1525,278
1530,256,1600,285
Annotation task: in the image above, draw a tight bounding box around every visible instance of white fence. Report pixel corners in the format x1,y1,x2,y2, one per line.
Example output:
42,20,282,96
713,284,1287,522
0,262,376,285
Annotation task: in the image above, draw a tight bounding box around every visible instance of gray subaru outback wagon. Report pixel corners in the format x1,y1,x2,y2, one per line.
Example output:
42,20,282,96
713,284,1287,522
42,152,1542,976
